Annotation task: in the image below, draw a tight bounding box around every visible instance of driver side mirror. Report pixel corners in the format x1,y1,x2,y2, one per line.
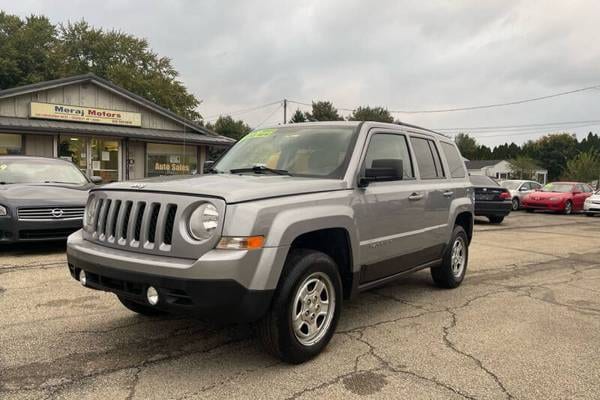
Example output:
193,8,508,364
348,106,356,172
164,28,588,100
203,160,215,173
359,159,403,187
89,176,102,184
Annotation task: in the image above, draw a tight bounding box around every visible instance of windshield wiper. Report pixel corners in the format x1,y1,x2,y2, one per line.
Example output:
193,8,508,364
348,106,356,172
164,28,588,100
230,165,291,176
44,181,78,184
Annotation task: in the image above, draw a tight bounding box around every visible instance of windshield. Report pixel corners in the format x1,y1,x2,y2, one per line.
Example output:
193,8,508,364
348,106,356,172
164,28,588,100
213,126,358,178
470,175,499,187
501,181,521,190
541,183,573,193
0,159,89,185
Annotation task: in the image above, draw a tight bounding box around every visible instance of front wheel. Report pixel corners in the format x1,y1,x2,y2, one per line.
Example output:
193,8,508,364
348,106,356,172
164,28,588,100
563,201,573,215
512,198,520,211
431,226,468,289
257,249,342,364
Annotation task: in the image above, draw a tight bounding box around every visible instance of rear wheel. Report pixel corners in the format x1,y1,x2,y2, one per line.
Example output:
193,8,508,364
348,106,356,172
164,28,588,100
117,296,167,317
488,215,504,224
431,226,468,289
563,201,573,215
257,249,342,364
512,198,520,211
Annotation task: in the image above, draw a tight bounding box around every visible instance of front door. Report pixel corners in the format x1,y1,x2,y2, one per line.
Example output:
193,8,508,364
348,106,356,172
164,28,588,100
354,131,429,283
58,135,121,183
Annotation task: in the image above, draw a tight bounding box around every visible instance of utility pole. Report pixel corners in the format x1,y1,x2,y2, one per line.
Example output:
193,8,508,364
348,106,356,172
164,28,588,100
283,98,287,124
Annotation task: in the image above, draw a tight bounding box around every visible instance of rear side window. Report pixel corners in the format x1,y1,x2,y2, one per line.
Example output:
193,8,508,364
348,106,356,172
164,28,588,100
364,133,414,179
410,137,445,179
440,142,466,178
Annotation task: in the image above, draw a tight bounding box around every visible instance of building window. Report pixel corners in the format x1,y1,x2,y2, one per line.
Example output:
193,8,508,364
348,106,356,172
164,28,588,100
0,133,23,155
146,143,197,177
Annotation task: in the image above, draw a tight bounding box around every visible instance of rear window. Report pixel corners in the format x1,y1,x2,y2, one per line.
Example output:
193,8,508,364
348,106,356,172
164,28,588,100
470,175,499,187
410,137,445,179
440,142,466,178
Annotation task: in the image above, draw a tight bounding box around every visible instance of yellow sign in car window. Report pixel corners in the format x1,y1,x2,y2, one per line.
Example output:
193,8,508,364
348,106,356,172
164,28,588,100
241,128,276,141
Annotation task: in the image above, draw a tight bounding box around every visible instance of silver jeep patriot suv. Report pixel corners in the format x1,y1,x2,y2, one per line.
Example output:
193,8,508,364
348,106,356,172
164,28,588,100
67,121,473,363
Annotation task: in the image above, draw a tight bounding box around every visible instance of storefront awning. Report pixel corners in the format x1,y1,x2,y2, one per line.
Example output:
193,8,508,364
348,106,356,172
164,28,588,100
0,116,235,146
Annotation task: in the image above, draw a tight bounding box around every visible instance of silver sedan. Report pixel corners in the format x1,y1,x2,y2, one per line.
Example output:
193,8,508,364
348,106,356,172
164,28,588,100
584,191,600,216
500,180,544,211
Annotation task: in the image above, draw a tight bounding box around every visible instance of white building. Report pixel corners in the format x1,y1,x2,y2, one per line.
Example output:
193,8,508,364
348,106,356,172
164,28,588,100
465,160,548,184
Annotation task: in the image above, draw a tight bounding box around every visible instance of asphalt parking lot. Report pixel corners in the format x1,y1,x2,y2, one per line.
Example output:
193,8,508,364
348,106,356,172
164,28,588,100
1,212,599,399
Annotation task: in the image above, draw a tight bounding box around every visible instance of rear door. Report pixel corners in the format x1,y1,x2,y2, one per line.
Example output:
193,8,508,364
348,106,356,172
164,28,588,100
354,129,428,283
407,134,453,259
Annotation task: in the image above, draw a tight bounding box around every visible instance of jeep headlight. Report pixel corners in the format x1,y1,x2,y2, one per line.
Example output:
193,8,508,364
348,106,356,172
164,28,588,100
0,205,7,217
84,197,98,231
188,203,219,240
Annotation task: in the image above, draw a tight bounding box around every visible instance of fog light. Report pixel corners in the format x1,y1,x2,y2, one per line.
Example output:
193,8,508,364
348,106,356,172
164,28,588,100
79,270,87,286
146,286,159,306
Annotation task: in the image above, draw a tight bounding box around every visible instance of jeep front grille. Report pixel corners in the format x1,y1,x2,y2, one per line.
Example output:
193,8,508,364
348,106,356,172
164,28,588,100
91,198,177,252
84,190,224,258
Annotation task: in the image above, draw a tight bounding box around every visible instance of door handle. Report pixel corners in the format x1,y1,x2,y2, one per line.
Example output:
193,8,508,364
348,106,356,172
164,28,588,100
408,192,424,201
443,191,454,198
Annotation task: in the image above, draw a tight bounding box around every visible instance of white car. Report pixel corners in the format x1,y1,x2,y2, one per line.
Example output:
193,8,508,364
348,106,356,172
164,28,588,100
584,191,600,216
500,180,544,211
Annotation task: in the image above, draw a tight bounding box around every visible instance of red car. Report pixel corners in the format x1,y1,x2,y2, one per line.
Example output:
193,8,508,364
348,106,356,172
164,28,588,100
522,182,594,214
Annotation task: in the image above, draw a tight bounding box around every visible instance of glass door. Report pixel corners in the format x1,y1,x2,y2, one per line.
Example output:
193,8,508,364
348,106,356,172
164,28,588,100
58,136,89,176
58,136,121,182
91,138,120,183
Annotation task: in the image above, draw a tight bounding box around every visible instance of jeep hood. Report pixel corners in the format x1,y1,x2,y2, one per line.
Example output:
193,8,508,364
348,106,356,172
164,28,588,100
98,174,348,203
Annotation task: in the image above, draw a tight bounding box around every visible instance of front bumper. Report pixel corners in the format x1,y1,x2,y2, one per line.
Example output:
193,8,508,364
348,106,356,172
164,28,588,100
474,200,512,217
0,216,82,243
67,231,288,321
584,202,600,214
521,200,564,211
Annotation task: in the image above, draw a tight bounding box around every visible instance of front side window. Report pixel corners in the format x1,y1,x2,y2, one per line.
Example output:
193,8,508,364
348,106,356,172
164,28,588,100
363,133,414,180
214,126,358,178
0,159,88,184
410,137,445,179
440,142,466,178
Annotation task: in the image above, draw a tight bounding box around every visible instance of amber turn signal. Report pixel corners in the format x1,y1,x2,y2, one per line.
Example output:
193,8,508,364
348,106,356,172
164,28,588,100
217,236,265,250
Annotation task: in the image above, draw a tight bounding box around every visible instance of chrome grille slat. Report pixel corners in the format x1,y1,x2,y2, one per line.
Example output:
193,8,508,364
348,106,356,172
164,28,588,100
139,202,153,247
105,200,121,242
97,199,111,239
18,207,85,221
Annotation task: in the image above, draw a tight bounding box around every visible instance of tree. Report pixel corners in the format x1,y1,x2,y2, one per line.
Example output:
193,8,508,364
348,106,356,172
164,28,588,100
562,151,600,183
0,13,59,89
206,115,251,141
304,101,343,121
0,13,201,120
509,156,540,180
289,109,307,123
454,133,479,160
522,133,579,180
348,106,393,123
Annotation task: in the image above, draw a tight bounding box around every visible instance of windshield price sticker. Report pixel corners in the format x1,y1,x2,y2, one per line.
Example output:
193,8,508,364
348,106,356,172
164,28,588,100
241,128,276,141
0,164,7,171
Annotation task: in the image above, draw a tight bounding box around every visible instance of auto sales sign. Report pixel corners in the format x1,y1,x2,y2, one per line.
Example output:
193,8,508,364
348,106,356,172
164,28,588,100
30,102,142,127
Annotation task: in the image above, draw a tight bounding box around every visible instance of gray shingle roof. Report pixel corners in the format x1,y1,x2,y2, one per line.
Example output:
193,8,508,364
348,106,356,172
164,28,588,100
0,116,233,146
465,160,503,170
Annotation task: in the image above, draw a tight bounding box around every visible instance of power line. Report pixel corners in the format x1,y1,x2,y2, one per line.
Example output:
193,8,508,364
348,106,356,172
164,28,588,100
460,122,600,139
203,100,282,121
436,119,600,132
253,103,283,129
288,84,600,114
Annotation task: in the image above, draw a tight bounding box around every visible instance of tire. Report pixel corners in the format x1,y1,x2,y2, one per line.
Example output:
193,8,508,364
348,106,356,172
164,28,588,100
257,249,342,364
488,215,504,224
512,198,520,211
117,296,167,317
563,201,573,215
431,226,468,289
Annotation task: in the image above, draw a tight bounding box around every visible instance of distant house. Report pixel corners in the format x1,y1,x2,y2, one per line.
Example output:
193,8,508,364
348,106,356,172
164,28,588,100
465,159,548,184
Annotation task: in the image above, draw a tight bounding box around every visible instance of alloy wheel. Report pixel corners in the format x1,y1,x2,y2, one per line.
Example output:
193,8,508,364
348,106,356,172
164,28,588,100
291,272,336,347
450,237,466,278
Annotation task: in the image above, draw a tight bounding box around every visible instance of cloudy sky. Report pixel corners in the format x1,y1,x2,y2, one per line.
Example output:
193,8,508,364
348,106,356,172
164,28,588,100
3,0,600,146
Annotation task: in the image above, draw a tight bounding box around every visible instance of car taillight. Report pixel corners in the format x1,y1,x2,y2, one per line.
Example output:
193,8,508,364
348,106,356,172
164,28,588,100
500,191,511,200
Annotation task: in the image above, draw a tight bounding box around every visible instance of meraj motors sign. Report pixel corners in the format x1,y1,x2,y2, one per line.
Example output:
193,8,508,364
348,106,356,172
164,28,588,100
30,102,142,127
